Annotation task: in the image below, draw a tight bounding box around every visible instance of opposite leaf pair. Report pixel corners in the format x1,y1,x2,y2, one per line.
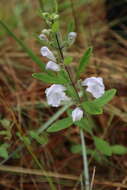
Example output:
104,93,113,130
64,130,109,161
45,76,105,122
40,45,106,122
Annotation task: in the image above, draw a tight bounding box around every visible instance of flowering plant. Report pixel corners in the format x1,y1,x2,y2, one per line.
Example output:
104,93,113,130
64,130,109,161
1,5,127,190
32,11,116,190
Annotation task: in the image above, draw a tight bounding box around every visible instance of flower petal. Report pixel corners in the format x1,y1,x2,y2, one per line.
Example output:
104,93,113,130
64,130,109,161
39,34,48,42
45,84,69,107
72,107,83,122
82,77,105,98
46,61,60,72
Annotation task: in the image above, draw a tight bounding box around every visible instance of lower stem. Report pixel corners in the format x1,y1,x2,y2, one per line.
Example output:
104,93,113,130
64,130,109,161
80,129,90,190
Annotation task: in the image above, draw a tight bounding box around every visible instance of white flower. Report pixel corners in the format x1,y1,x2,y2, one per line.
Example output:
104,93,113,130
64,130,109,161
39,34,48,42
82,77,105,98
72,107,83,122
68,32,77,44
46,61,60,72
45,84,70,107
40,46,56,62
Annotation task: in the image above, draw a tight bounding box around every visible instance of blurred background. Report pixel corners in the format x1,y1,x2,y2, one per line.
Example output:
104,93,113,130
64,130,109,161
0,0,127,189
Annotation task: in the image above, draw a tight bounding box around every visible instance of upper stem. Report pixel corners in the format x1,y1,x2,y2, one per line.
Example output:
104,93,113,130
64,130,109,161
55,33,80,102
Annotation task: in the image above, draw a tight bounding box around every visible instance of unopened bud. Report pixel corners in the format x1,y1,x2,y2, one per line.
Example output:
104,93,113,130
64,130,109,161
72,107,83,122
40,46,56,62
46,61,60,72
68,32,77,45
42,29,51,35
39,34,48,42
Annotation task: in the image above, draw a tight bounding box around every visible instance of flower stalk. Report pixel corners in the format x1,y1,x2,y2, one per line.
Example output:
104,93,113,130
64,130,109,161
55,32,90,190
80,129,90,190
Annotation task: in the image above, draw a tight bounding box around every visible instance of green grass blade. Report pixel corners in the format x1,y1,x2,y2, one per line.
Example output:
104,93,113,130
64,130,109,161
0,20,45,70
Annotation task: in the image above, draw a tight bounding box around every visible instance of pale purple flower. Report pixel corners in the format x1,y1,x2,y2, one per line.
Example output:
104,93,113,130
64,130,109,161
82,77,105,98
72,107,83,122
45,84,70,107
68,32,77,44
39,34,48,42
40,46,56,62
46,61,60,72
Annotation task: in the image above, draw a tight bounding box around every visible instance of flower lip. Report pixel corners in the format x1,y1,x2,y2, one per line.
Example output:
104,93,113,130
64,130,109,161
82,77,104,87
40,46,56,62
72,107,83,122
82,77,105,98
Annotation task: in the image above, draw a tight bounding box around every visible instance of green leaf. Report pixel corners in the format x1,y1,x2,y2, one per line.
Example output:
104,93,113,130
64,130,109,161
16,132,31,145
0,143,9,159
22,136,31,145
64,56,73,65
29,130,48,145
94,136,112,156
32,73,68,84
66,85,78,99
71,144,82,153
93,89,117,107
82,101,103,115
0,131,8,136
75,118,93,134
111,145,127,155
47,117,73,132
70,144,104,163
82,89,116,115
57,70,70,84
0,20,45,70
70,144,92,154
77,47,92,76
59,69,70,81
0,119,10,128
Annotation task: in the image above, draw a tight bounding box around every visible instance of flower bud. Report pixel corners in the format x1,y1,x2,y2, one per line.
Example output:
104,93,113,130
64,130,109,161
68,32,77,45
51,13,59,20
40,46,56,62
42,12,49,19
46,61,60,72
39,34,48,42
72,107,83,122
42,29,51,36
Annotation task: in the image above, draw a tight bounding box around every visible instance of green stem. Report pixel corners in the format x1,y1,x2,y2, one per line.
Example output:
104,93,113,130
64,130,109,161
80,129,90,190
55,32,90,190
55,33,80,102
